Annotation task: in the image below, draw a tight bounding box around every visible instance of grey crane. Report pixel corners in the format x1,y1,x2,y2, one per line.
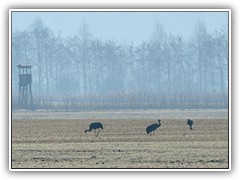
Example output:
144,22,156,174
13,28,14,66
84,122,104,137
146,119,161,135
187,119,193,130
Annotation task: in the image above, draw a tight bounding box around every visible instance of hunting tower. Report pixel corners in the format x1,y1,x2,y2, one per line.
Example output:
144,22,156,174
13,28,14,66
17,64,33,108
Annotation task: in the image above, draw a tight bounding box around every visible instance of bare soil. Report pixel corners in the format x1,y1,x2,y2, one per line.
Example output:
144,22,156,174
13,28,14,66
11,109,229,169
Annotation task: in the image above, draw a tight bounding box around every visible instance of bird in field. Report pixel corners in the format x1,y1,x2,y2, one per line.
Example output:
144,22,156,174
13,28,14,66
84,122,104,137
146,119,161,135
187,119,193,130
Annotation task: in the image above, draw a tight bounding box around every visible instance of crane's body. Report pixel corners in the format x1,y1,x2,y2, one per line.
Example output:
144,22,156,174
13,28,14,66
85,122,104,137
146,119,161,135
187,119,193,130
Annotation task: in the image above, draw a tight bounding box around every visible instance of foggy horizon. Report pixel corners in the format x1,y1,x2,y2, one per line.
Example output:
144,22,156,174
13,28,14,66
11,11,229,110
12,11,228,45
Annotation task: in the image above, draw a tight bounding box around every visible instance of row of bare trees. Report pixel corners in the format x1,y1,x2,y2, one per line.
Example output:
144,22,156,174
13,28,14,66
12,18,228,109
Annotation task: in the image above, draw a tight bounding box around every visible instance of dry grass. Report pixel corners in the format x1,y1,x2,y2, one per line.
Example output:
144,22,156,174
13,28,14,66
11,110,229,169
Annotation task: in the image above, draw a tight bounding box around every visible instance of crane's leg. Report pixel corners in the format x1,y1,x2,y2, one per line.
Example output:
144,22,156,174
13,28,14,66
96,129,100,137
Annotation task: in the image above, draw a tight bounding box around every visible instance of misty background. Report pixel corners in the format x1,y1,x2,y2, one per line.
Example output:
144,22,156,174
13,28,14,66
11,11,229,110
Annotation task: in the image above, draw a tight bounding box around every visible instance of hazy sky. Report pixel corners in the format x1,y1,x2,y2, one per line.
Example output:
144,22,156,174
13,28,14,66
12,11,228,44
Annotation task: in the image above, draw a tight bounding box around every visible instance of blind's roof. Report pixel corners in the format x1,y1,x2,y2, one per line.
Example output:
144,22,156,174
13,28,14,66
17,64,32,68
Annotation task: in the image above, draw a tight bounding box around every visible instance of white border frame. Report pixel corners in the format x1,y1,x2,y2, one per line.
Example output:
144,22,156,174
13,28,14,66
9,9,231,171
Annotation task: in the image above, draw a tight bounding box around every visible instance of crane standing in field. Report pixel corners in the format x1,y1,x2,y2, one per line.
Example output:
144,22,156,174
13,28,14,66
84,122,104,137
146,119,161,135
187,119,193,130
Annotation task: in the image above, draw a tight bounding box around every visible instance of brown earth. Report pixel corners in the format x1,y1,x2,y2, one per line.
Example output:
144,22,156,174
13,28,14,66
11,110,229,169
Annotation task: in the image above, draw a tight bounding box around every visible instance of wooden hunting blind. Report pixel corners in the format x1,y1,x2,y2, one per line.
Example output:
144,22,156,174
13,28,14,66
17,64,33,108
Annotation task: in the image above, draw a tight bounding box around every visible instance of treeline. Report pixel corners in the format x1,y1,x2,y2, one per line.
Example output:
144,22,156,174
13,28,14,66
12,19,228,109
12,91,227,110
